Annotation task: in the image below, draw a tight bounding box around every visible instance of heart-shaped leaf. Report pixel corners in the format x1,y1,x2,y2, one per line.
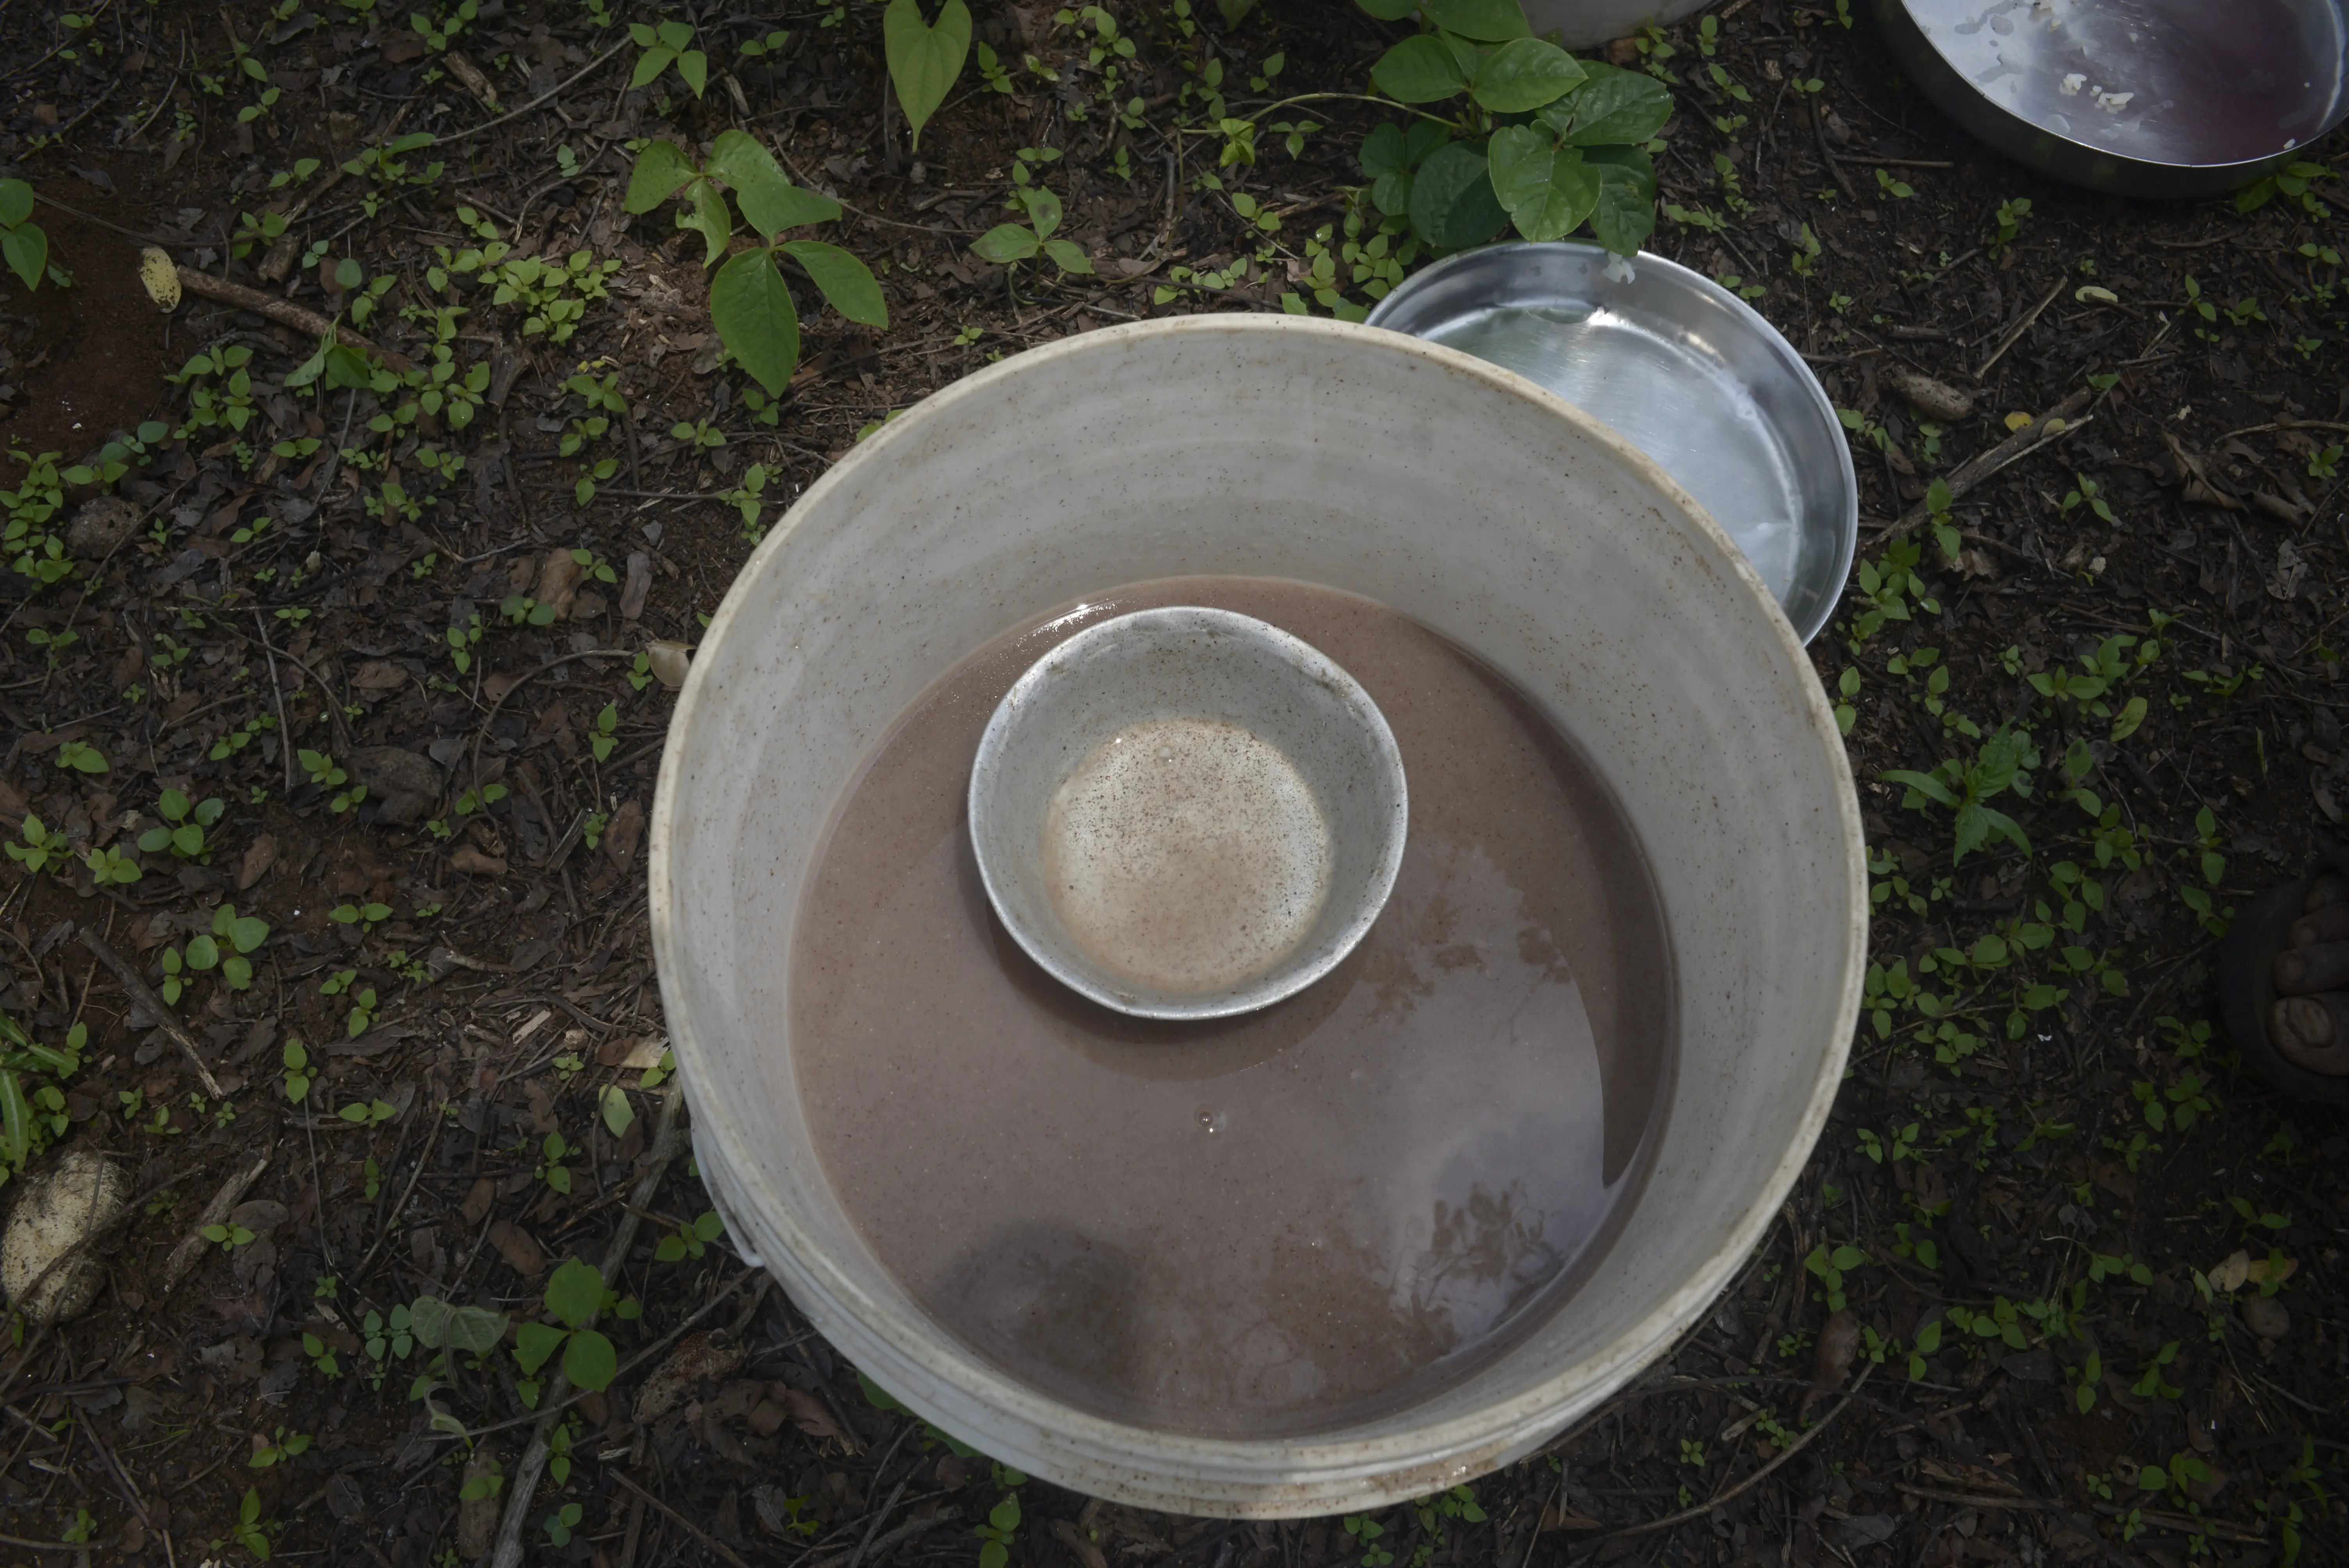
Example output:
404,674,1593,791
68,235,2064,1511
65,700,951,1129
562,1328,619,1392
543,1256,605,1330
1584,145,1659,256
709,248,800,396
678,180,733,267
1407,141,1508,249
1421,0,1529,41
0,178,32,228
1019,185,1064,239
1371,34,1470,103
1471,37,1585,114
971,223,1040,264
710,130,839,235
1539,65,1674,146
882,0,972,152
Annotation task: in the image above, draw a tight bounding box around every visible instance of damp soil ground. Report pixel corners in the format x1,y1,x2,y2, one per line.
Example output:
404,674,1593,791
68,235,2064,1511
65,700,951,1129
0,2,2346,1566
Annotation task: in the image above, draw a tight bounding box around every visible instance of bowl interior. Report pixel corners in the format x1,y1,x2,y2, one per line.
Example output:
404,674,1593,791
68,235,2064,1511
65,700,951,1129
1363,242,1856,645
651,316,1865,1516
969,605,1408,1019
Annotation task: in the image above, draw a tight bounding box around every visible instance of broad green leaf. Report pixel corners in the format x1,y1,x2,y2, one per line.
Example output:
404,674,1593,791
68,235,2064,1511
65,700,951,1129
599,1084,635,1140
513,1320,567,1376
563,1328,619,1392
1486,125,1551,211
1019,185,1064,239
629,45,675,91
972,223,1041,263
408,1296,453,1349
544,1256,605,1330
681,180,733,268
1040,237,1095,274
1422,0,1529,40
1584,145,1658,256
0,178,31,228
882,0,972,152
1406,141,1508,249
1355,0,1419,16
1493,138,1599,242
675,50,708,98
227,916,269,953
186,934,220,969
446,1304,510,1356
710,248,800,396
1372,35,1470,103
1470,37,1584,113
710,132,839,235
1539,65,1673,146
657,19,692,48
1215,0,1257,23
623,140,699,213
1358,122,1409,178
1880,768,1960,807
781,240,889,326
3,227,46,292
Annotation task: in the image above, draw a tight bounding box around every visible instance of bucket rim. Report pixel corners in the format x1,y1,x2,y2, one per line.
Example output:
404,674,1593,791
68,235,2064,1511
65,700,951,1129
647,312,1868,1514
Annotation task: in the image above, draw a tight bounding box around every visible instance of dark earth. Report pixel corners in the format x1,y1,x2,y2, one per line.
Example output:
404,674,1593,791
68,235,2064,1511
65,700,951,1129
1,0,2347,1564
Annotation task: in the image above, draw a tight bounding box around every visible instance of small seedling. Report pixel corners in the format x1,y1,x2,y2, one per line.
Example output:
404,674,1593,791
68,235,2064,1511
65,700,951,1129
0,180,50,290
203,1221,258,1251
656,1210,725,1262
84,845,143,886
5,816,72,874
339,1097,396,1127
249,1427,313,1467
538,1130,576,1192
139,788,226,860
52,739,107,773
283,1037,313,1103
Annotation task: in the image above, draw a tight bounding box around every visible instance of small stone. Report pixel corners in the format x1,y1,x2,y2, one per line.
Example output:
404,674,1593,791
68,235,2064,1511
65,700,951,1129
450,846,508,877
237,833,277,891
534,549,585,618
2,1147,128,1324
350,746,441,826
2242,1294,2290,1339
646,640,691,689
1884,367,1975,422
66,495,144,558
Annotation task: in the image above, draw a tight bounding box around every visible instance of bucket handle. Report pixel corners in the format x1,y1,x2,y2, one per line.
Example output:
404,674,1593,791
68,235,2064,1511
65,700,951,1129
690,1126,767,1270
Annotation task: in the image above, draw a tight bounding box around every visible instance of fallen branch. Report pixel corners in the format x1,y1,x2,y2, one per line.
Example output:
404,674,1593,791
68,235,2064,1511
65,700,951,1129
78,925,224,1098
487,1082,690,1568
608,1470,758,1568
1871,389,2094,548
171,266,416,375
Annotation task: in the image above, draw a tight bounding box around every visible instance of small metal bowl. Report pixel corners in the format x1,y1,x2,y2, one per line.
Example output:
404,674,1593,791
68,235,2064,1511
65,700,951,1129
968,606,1407,1021
1365,242,1856,645
1873,0,2349,199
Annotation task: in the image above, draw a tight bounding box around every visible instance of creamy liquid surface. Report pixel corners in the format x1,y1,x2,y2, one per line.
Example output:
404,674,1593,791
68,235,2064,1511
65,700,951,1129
1044,716,1332,994
791,578,1674,1436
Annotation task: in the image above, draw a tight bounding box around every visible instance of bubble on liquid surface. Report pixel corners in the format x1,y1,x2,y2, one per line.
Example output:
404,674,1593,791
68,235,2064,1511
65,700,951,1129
1195,1105,1226,1135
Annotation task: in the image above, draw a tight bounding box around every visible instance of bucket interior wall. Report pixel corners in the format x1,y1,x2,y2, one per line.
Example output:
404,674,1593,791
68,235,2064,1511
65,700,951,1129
652,317,1862,1515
